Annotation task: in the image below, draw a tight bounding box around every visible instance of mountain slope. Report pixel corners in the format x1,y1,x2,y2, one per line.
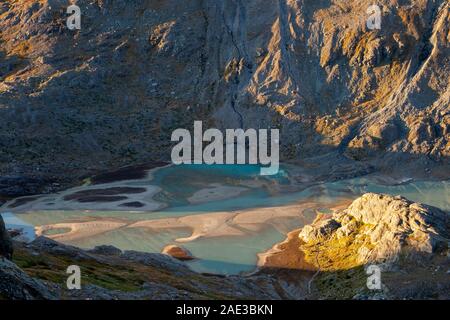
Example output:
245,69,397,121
0,0,448,192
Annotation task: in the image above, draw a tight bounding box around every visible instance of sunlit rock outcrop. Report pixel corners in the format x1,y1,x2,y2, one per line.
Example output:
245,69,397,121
299,193,450,270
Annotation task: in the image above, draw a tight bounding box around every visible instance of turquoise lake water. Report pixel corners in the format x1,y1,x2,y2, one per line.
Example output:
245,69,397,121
2,164,449,275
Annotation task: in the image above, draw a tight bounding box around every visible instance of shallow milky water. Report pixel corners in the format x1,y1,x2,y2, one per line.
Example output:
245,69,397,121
1,164,449,275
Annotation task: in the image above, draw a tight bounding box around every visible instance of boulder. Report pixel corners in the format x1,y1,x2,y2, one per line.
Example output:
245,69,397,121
162,245,195,261
0,215,13,260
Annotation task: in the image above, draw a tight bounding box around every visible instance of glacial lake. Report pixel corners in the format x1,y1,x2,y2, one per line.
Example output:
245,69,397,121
2,164,449,275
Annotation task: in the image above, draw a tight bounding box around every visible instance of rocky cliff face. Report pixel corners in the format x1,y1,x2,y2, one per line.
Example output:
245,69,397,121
0,0,449,187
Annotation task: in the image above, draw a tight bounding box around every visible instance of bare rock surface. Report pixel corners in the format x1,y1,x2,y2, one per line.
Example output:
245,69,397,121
0,215,13,260
0,258,55,300
0,0,448,190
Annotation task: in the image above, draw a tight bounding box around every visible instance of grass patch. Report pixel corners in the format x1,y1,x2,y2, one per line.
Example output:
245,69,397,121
313,266,368,299
12,245,236,299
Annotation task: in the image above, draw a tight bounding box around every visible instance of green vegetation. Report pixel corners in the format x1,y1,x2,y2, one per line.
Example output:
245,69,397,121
12,245,234,298
313,266,368,299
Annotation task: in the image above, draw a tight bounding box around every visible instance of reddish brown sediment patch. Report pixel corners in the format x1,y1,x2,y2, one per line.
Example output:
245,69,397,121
162,245,196,261
258,229,316,271
256,202,352,272
255,229,318,299
63,187,147,201
91,162,168,184
74,196,128,203
119,201,146,208
7,196,40,208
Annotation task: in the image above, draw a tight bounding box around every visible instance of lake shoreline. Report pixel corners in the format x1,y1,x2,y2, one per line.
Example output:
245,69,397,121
2,163,449,276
